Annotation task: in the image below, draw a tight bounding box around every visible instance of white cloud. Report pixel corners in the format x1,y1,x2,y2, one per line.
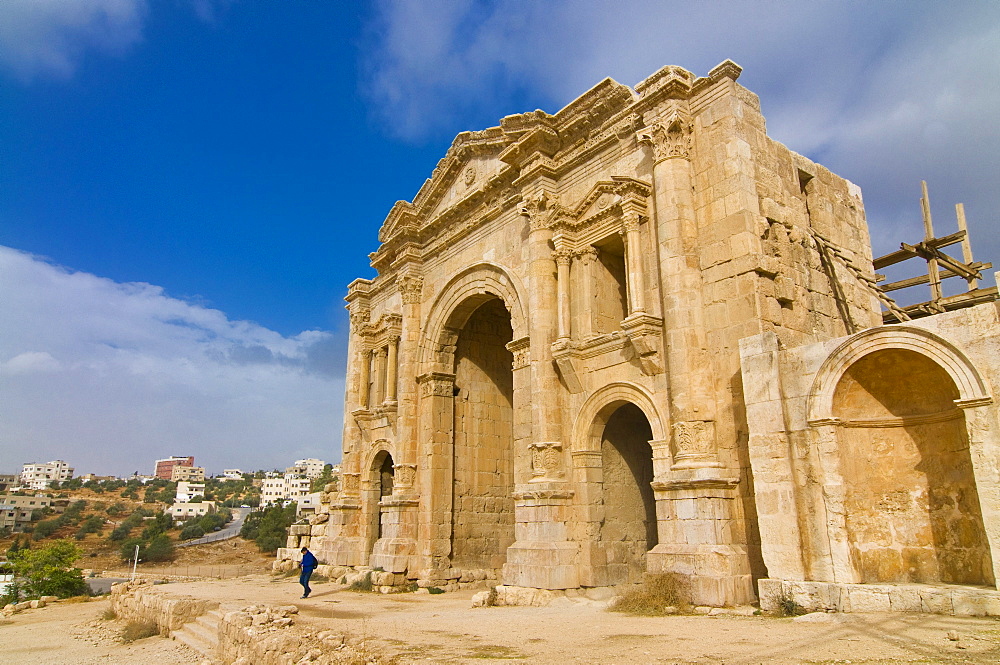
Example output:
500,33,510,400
0,247,343,476
363,0,1000,285
0,0,148,80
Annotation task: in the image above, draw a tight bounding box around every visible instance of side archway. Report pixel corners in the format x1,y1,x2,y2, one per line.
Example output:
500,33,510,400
807,326,991,423
805,326,996,586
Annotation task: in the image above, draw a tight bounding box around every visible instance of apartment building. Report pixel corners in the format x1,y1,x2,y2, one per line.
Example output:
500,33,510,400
153,456,194,480
0,494,52,531
291,458,327,479
19,460,73,489
170,466,206,482
260,472,311,507
175,481,205,503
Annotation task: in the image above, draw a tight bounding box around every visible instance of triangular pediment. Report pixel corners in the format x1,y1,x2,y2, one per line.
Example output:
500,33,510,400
571,176,652,222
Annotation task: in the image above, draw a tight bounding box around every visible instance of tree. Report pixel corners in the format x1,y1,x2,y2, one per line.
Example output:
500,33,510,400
310,464,337,492
6,540,88,601
144,534,175,562
241,503,296,553
179,523,204,540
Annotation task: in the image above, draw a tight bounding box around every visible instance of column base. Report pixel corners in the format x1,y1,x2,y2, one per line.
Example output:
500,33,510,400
502,541,580,589
647,543,755,606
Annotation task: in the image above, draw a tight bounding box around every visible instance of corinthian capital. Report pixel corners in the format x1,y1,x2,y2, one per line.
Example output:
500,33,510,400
399,274,424,305
638,112,692,162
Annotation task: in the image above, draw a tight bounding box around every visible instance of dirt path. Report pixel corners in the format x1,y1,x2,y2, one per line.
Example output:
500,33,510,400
6,575,1000,664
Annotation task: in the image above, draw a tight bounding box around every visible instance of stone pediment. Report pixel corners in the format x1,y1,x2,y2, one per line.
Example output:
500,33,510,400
557,177,652,231
378,130,513,244
377,80,640,248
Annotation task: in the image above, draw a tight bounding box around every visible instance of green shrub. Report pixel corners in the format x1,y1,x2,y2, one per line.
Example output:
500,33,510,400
144,534,174,562
32,519,61,541
179,524,205,540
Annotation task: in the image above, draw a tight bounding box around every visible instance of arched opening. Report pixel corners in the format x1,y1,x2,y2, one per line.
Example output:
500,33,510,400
600,402,656,584
451,297,515,571
377,452,394,540
834,348,993,585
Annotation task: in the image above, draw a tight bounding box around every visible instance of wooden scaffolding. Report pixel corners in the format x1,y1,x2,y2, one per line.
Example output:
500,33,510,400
874,181,997,323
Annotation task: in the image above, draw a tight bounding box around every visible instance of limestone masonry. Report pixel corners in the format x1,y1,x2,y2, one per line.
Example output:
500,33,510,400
276,61,1000,609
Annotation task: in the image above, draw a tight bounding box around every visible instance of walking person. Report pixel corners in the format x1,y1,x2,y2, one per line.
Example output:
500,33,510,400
298,546,318,598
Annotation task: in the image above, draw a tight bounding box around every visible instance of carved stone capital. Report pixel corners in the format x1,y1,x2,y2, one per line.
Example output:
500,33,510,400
638,112,692,162
575,246,599,264
506,336,530,370
552,248,573,266
622,212,641,234
519,191,552,232
416,371,456,397
399,274,424,305
349,306,370,333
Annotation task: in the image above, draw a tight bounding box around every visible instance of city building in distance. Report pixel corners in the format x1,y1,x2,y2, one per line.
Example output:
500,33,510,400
19,460,74,490
153,456,194,480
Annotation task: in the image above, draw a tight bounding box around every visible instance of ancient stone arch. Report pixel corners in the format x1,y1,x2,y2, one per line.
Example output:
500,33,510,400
807,326,991,422
417,262,528,373
804,325,998,586
278,61,1000,610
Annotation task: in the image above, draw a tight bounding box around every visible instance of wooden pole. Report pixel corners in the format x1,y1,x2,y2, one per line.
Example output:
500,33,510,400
920,181,944,305
955,202,978,290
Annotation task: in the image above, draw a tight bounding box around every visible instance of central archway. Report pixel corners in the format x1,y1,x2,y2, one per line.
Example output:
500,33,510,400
451,298,515,570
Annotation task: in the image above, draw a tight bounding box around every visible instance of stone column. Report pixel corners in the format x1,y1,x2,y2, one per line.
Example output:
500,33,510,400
521,193,562,444
640,113,753,607
414,369,457,575
376,273,422,575
358,349,371,411
553,247,573,340
503,193,578,590
385,335,399,405
622,212,646,315
374,347,388,406
640,115,717,465
576,248,598,338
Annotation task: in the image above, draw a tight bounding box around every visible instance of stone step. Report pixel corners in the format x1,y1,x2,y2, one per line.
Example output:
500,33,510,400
173,610,221,658
173,625,214,657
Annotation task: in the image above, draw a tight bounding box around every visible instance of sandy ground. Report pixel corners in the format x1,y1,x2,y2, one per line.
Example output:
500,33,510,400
4,573,1000,664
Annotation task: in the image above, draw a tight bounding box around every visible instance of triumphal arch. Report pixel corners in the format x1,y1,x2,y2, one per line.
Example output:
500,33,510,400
276,60,1000,609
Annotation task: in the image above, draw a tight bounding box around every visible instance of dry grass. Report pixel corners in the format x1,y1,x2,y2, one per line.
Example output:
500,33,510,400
100,607,117,621
120,619,158,643
609,573,691,616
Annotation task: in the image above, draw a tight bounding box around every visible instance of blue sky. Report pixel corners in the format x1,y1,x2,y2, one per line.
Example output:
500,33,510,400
2,1,998,476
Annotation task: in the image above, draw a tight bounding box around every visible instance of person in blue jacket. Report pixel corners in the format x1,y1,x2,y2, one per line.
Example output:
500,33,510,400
298,546,318,598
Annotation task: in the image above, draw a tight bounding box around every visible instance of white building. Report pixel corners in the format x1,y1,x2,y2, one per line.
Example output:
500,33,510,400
175,481,205,503
221,469,243,479
292,458,327,479
169,501,216,520
19,460,73,489
260,471,312,507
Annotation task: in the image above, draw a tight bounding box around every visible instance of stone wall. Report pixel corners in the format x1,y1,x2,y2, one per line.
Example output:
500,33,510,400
741,297,1000,599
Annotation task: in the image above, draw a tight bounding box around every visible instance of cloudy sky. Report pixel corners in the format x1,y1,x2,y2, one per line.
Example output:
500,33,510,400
1,1,998,476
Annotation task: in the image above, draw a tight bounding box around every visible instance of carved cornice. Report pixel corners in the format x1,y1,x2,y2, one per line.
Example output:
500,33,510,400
416,371,456,397
505,336,531,370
